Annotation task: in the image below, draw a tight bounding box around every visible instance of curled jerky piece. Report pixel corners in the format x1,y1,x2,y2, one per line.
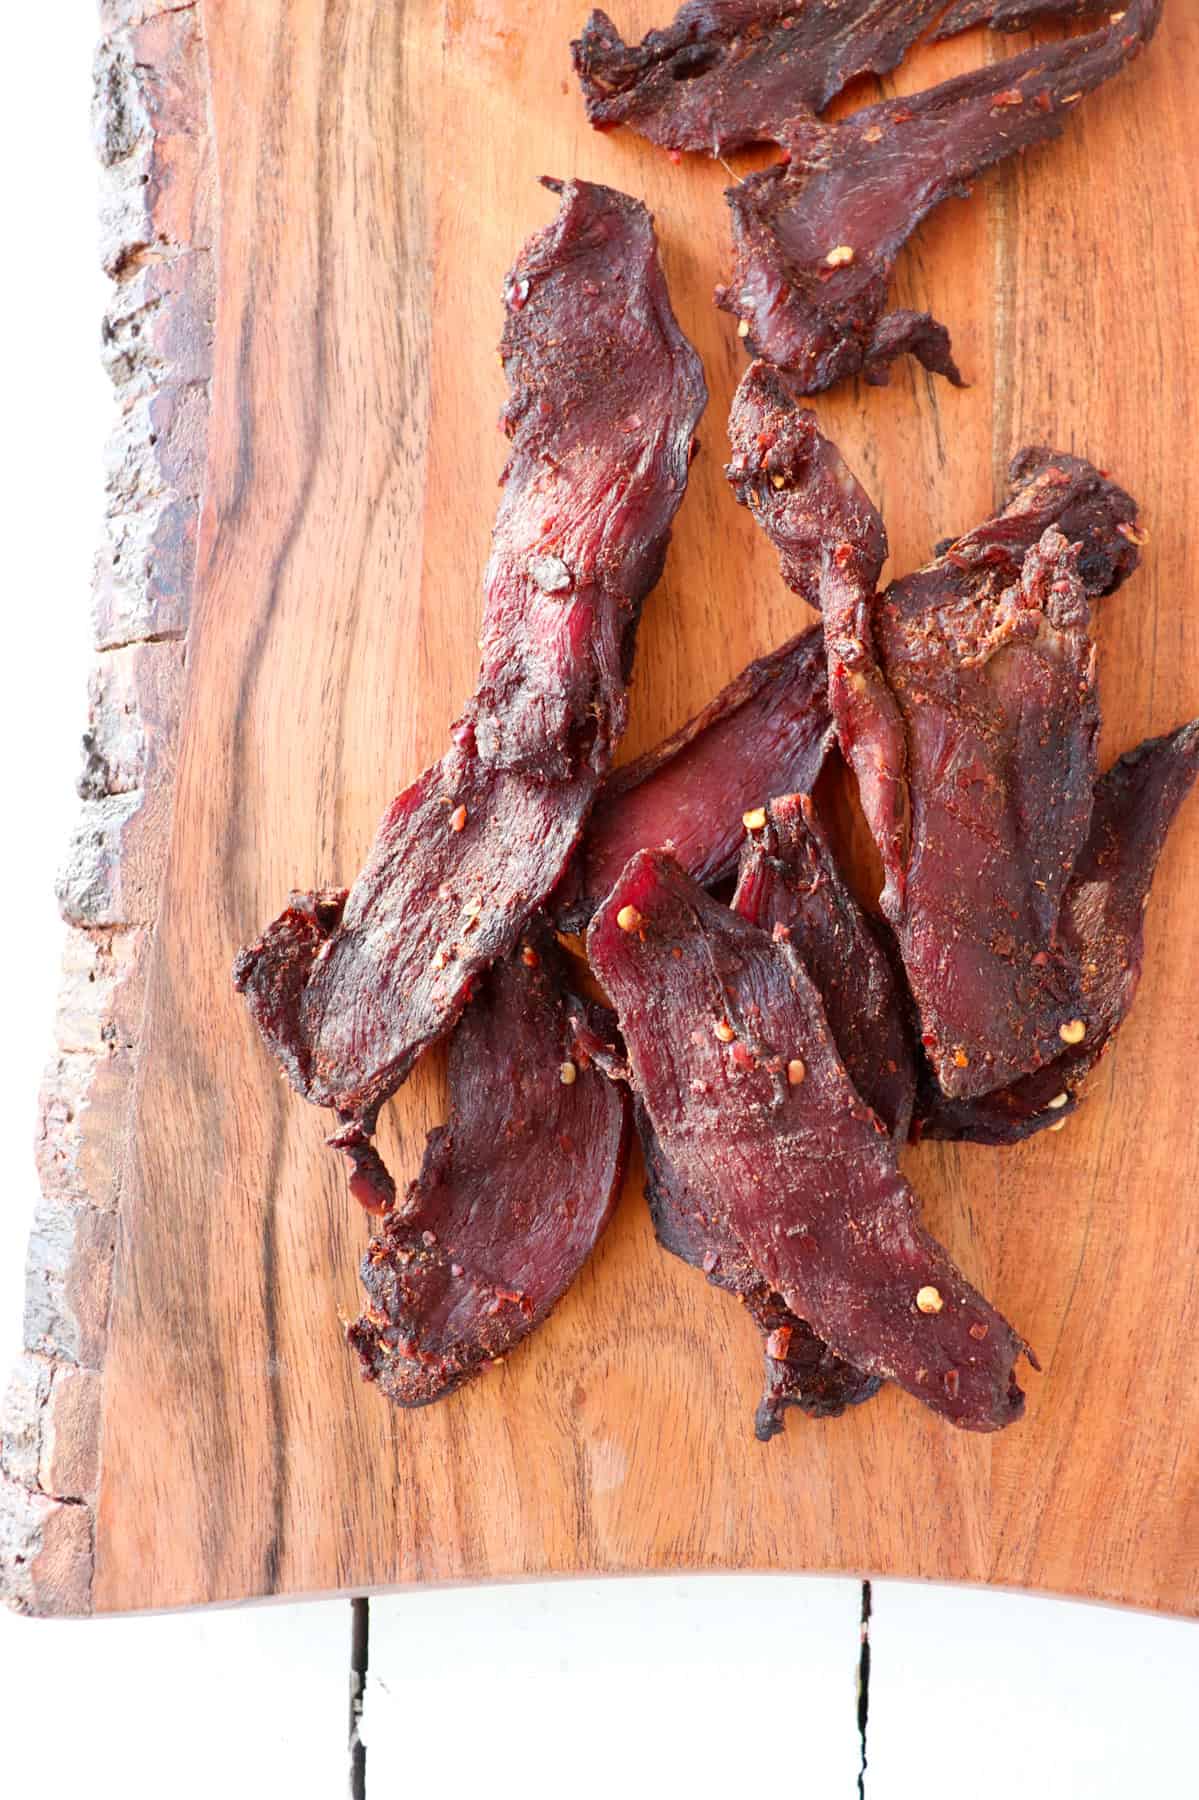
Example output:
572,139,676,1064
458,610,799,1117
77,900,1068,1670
639,1104,882,1439
348,923,630,1406
716,0,1161,391
590,852,1030,1430
733,792,917,1140
919,720,1199,1142
235,180,705,1186
557,623,832,929
572,2,950,155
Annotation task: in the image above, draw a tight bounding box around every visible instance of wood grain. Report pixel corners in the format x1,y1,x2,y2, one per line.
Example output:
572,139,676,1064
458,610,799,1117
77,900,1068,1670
79,1,1199,1614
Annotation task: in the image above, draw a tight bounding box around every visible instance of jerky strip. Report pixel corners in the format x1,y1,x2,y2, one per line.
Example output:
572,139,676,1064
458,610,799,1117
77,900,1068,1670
918,720,1199,1142
348,921,631,1405
716,0,1162,391
556,623,832,930
235,180,705,1188
572,2,950,155
590,851,1030,1430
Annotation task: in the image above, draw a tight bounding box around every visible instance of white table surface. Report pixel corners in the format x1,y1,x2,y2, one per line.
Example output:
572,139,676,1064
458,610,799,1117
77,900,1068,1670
0,14,1192,1797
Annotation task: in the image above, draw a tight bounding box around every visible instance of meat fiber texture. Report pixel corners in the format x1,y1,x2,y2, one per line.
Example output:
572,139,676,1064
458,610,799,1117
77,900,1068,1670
557,622,832,929
638,1102,883,1438
234,179,705,1194
590,852,1030,1430
572,2,953,155
728,363,1148,1104
639,789,917,1436
919,721,1199,1142
348,921,631,1406
715,0,1162,392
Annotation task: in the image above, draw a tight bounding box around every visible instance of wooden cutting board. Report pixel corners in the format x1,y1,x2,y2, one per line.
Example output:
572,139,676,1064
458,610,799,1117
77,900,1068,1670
10,0,1197,1617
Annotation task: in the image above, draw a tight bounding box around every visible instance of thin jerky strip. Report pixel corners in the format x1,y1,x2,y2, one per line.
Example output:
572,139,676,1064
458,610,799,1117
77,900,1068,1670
572,2,951,156
235,180,705,1192
733,792,917,1141
936,0,1115,33
919,720,1199,1143
590,852,1030,1430
557,623,832,930
716,0,1162,392
348,921,631,1406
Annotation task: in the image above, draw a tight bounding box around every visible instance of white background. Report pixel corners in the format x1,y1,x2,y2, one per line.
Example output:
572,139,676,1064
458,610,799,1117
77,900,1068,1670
0,12,1192,1797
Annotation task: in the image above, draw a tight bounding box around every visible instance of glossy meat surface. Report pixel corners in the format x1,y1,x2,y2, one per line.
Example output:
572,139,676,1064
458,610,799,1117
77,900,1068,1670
348,923,631,1406
715,1,1161,391
936,0,1113,31
234,180,705,1167
639,1104,882,1438
558,623,832,928
919,721,1199,1142
589,852,1029,1429
733,792,917,1140
572,2,949,154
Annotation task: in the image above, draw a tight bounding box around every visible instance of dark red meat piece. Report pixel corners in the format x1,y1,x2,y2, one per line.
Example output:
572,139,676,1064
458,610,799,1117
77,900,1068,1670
572,2,951,155
641,785,915,1436
234,179,705,1191
936,0,1114,33
589,852,1030,1430
715,0,1162,392
918,721,1199,1142
347,922,631,1406
556,623,832,929
638,1103,882,1438
729,372,1146,1101
733,792,917,1140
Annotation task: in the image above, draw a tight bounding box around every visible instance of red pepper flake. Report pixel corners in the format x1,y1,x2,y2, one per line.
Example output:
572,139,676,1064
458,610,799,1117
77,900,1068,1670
520,944,539,968
668,148,682,165
449,804,468,833
450,1263,464,1279
943,1368,960,1400
702,1249,720,1274
969,1322,989,1342
765,1327,793,1361
992,88,1024,110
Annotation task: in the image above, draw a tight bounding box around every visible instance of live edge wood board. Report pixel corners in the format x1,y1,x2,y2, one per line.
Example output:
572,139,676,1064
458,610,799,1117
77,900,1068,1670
3,0,1197,1617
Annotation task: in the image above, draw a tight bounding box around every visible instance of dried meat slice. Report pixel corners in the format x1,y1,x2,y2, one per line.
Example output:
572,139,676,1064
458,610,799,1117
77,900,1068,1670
572,2,950,155
918,720,1199,1142
733,792,917,1140
556,623,832,930
234,179,705,1189
728,374,1146,1100
936,0,1114,33
642,786,915,1435
589,851,1030,1430
347,921,631,1406
715,0,1162,392
639,1103,883,1438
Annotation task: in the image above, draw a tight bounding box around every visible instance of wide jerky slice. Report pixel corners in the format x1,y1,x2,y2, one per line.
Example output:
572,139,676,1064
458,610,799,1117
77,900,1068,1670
715,0,1162,392
590,851,1028,1429
919,720,1199,1142
234,180,705,1184
557,623,832,930
645,784,914,1436
936,0,1115,33
348,922,631,1405
733,792,917,1139
639,1102,882,1438
572,2,951,156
